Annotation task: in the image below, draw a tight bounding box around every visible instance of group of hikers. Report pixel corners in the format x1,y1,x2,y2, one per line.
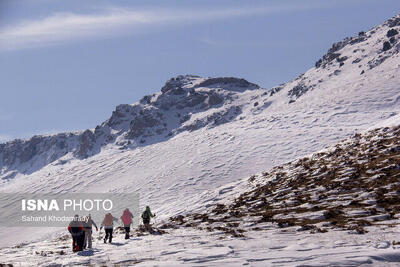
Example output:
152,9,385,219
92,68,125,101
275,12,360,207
67,206,155,252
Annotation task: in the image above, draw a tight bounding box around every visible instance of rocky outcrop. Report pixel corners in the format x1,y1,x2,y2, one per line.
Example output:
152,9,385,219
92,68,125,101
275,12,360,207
0,75,260,179
288,83,309,99
386,16,400,28
195,77,259,91
315,35,366,69
161,75,200,94
126,112,161,139
314,14,400,70
0,133,77,178
75,130,95,159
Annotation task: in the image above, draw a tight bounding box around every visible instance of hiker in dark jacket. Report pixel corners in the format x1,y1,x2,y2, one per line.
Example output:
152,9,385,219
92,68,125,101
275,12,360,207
68,214,85,252
83,214,98,249
141,206,155,232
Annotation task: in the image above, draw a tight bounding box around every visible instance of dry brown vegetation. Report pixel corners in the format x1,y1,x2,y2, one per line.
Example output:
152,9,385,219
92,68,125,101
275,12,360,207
164,125,400,237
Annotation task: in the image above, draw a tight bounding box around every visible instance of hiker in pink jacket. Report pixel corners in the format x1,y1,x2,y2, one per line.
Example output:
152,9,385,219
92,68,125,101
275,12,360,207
121,208,134,239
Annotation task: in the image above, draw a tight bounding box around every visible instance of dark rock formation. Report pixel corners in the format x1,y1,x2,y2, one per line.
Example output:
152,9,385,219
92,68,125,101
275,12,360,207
195,77,259,91
383,41,392,52
387,29,399,38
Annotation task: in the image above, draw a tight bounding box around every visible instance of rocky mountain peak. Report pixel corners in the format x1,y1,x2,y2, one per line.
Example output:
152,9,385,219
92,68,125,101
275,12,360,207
0,75,262,180
2,13,399,183
161,75,201,94
104,75,260,142
161,75,259,95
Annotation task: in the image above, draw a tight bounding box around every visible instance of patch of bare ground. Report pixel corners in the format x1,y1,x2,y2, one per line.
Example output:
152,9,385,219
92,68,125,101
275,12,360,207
164,125,400,237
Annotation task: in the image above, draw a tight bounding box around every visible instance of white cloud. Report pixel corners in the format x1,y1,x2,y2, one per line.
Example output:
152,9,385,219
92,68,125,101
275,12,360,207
0,3,333,51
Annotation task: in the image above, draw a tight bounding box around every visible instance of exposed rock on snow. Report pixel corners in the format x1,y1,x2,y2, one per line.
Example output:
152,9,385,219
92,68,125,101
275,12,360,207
1,12,400,266
0,75,261,180
0,133,78,178
165,125,400,236
75,130,96,159
161,75,200,93
2,125,400,266
194,77,259,91
2,14,400,179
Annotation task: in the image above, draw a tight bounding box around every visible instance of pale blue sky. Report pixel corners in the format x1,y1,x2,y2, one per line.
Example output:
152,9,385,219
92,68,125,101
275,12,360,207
0,0,399,142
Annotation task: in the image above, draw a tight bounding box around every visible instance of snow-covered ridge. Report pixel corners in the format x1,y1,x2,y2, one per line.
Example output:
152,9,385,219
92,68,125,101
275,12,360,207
283,13,400,103
0,76,261,180
1,13,400,182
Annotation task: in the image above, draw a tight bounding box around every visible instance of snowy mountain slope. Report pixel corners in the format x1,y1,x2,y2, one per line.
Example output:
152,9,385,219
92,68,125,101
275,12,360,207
3,222,400,266
0,75,259,180
1,121,400,266
167,125,400,234
0,13,399,251
2,12,400,182
4,224,400,266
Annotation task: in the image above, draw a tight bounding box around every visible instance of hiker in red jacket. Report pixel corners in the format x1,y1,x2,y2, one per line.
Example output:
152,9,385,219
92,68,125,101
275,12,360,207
121,208,134,239
68,214,85,252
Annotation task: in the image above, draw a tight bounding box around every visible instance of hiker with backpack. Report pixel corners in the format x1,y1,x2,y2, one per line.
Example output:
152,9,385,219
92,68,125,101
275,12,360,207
68,214,85,252
121,208,134,239
141,206,156,233
83,214,98,249
100,213,118,243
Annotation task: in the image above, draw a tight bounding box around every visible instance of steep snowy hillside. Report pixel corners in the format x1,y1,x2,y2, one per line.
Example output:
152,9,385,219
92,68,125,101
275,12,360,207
1,124,400,266
169,125,400,235
0,13,400,250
